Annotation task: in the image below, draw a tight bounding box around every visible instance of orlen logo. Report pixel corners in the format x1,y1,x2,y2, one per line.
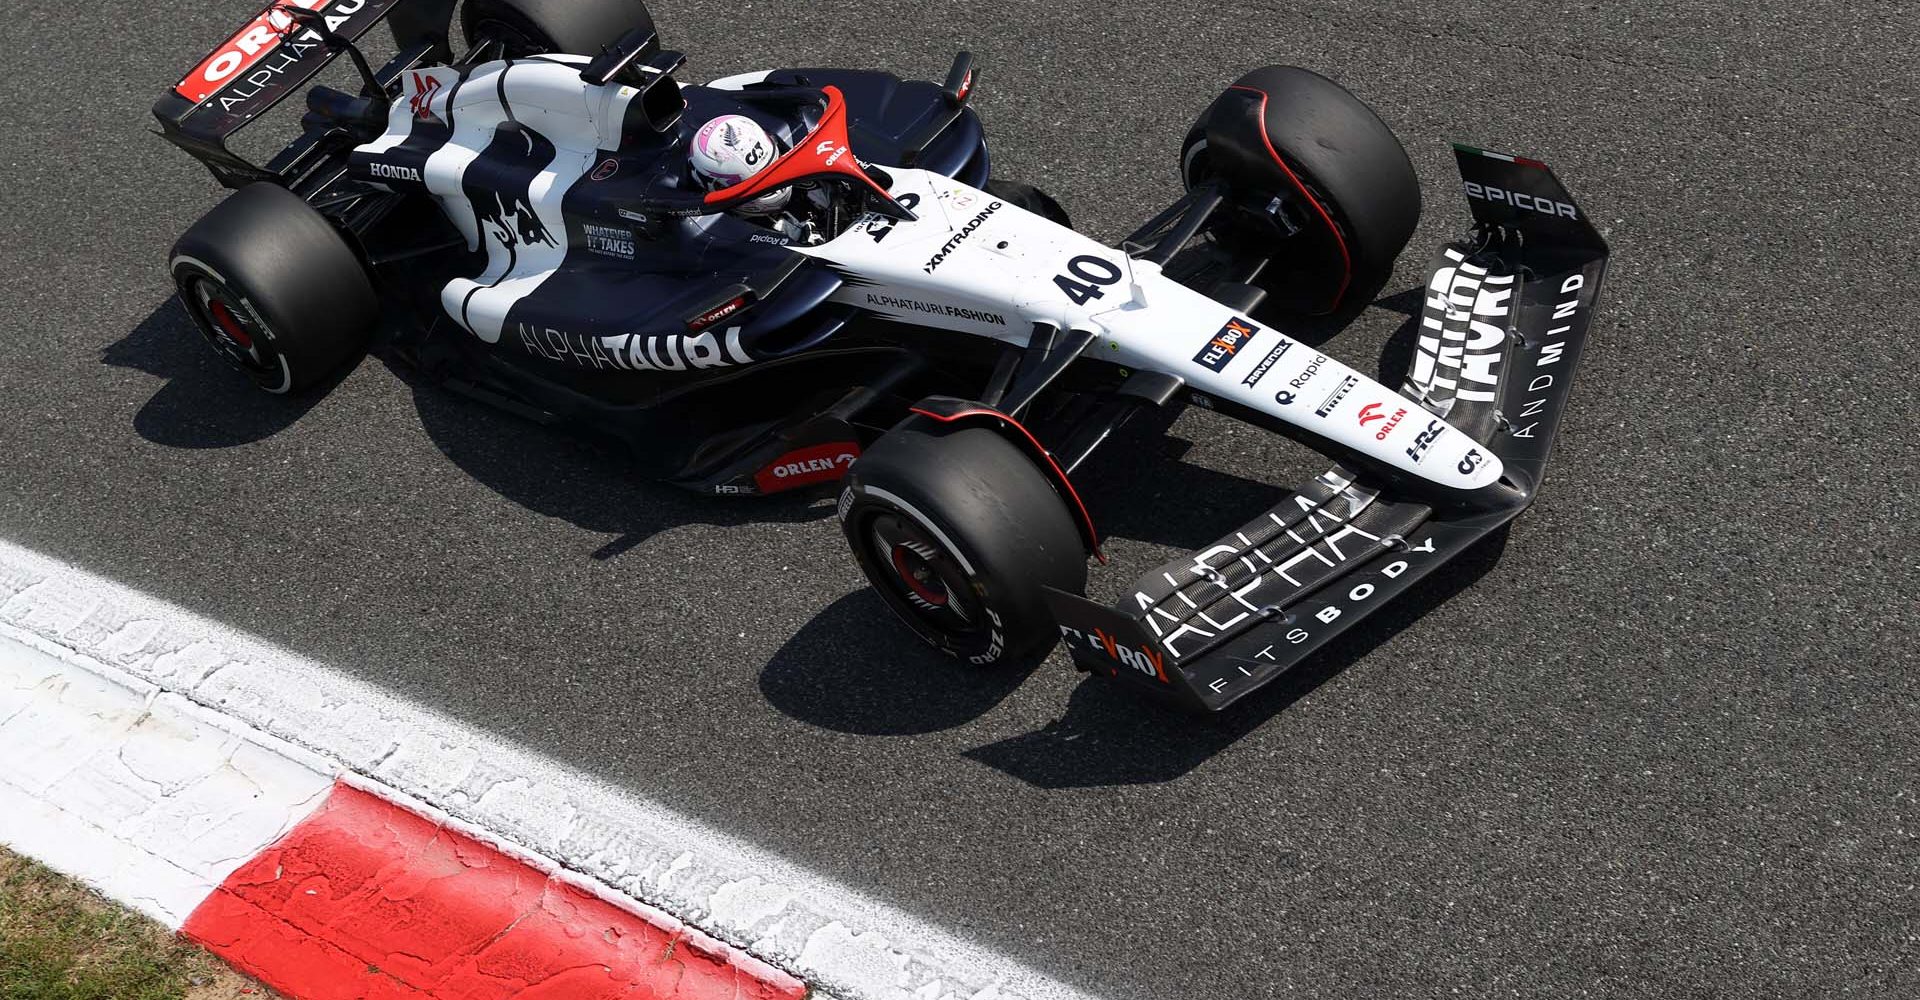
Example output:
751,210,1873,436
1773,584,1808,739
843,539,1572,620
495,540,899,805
754,442,861,494
1357,401,1407,440
175,0,352,103
815,139,850,167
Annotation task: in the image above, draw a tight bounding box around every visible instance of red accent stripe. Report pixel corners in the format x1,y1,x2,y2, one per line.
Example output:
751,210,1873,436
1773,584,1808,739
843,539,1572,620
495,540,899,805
909,406,1104,562
1226,85,1355,313
182,783,806,1000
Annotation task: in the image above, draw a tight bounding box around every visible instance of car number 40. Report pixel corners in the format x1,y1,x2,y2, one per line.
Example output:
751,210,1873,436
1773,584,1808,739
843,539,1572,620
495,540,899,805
1053,254,1123,305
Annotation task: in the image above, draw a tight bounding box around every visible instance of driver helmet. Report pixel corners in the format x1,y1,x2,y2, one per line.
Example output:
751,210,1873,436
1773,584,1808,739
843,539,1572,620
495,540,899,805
690,114,791,215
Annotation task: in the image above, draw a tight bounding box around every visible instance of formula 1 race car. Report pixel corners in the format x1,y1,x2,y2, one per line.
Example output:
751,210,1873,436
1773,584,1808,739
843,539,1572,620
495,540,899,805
155,0,1608,711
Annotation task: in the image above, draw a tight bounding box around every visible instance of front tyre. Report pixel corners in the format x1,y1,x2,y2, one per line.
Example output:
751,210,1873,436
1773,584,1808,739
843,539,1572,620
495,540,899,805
985,178,1071,229
169,183,376,395
839,425,1088,668
1180,66,1422,314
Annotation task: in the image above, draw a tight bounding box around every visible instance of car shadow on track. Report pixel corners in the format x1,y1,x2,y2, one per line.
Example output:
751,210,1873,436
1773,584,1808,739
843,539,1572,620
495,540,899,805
103,299,827,553
101,298,341,448
760,588,1042,736
388,358,832,557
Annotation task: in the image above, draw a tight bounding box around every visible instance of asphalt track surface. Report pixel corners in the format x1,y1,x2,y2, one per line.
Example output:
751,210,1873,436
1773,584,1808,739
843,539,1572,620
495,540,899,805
3,2,1917,997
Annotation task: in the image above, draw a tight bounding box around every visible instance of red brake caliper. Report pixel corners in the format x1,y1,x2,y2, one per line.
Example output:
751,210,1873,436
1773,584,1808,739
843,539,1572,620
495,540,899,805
207,300,254,350
890,545,950,607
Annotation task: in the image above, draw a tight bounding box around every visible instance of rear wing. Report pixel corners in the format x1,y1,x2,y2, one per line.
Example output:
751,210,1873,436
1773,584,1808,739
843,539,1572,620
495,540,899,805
152,0,459,187
1047,146,1609,711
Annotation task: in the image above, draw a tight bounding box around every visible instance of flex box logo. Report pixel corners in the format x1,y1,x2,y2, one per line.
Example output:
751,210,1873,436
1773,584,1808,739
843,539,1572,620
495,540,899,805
1194,317,1258,373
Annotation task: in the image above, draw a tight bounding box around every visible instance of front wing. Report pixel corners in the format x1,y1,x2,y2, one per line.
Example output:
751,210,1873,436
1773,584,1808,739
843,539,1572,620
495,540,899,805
1044,147,1610,711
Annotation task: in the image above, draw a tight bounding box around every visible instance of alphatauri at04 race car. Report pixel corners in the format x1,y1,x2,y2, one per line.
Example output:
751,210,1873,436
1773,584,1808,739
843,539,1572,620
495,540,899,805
157,0,1608,712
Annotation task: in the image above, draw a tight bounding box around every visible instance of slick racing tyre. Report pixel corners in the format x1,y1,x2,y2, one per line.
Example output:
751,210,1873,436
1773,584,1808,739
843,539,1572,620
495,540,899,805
985,178,1071,229
169,183,377,395
840,425,1088,668
1180,66,1422,314
463,0,656,58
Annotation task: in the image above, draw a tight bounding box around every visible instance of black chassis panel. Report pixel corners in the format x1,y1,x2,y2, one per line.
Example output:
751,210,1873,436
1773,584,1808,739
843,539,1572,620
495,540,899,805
281,54,1003,494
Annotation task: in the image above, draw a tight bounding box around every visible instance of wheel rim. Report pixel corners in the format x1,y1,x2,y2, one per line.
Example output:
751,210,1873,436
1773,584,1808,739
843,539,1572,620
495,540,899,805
889,543,951,608
207,300,253,350
189,278,282,380
864,511,981,636
1182,137,1212,190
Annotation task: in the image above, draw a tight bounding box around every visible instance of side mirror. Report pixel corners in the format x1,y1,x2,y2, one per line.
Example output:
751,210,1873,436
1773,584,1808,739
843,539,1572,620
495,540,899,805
581,24,663,87
581,27,686,134
942,51,976,106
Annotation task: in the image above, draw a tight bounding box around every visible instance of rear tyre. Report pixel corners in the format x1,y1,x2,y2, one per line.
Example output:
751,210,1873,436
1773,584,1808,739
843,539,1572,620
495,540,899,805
168,183,376,395
1180,66,1422,314
839,425,1088,668
463,0,656,58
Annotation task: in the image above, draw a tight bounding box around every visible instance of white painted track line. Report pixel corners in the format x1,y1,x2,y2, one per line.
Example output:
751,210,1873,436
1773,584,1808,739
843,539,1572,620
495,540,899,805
0,539,1101,1000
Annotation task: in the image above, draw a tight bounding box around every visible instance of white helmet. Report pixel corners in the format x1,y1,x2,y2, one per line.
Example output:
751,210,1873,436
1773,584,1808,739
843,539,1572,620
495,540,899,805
690,114,790,214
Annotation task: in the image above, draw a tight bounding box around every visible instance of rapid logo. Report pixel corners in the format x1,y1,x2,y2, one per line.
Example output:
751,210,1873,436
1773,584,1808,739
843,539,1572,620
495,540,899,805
755,442,861,494
1288,354,1329,390
1194,317,1258,373
1240,339,1293,387
1315,375,1358,417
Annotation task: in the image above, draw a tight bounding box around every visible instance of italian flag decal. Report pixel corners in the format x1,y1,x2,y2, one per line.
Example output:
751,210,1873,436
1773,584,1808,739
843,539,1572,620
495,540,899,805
1452,143,1550,170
